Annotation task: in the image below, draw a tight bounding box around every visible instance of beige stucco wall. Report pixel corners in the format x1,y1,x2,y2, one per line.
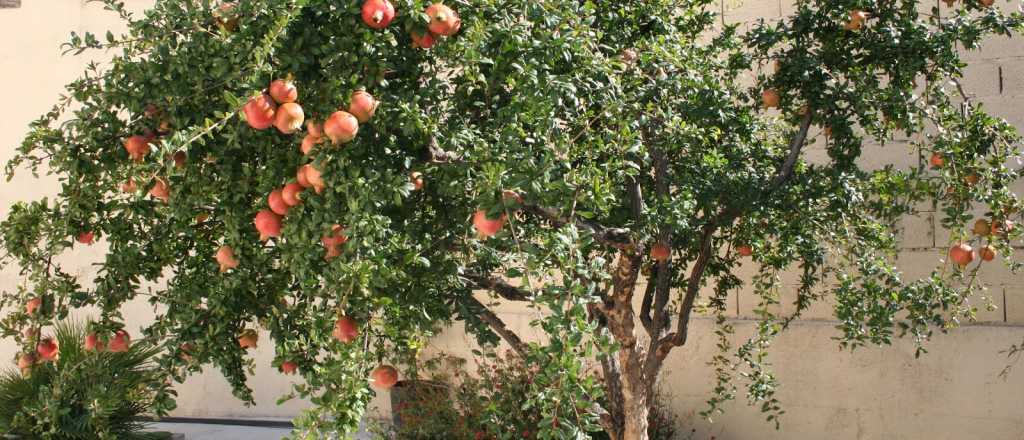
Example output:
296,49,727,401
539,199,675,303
1,1,1022,439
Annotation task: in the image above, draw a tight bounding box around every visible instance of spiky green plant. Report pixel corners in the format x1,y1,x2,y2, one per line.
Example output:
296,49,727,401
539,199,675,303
0,320,176,440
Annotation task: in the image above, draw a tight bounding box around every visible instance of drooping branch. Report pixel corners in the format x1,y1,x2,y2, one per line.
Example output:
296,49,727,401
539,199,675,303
639,269,657,335
521,204,635,250
769,110,814,190
466,296,529,358
463,273,532,301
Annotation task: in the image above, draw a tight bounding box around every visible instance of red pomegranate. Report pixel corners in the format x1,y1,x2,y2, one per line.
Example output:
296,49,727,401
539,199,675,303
979,245,997,262
650,243,670,262
269,79,298,104
473,210,506,238
150,178,170,203
737,245,754,257
275,102,305,134
17,353,36,372
411,31,436,49
25,297,41,315
254,210,283,241
297,166,312,188
322,225,348,260
281,361,298,375
502,190,524,205
333,315,360,343
949,243,974,266
348,91,378,123
36,337,58,362
307,121,323,139
929,152,944,168
238,329,258,349
370,364,399,389
123,135,151,162
215,2,239,31
301,134,321,155
302,164,326,193
121,179,138,193
77,231,95,245
426,3,460,36
108,330,131,353
324,111,359,144
84,332,105,352
282,182,304,206
243,94,277,130
991,219,1015,236
216,245,239,273
410,172,424,191
361,0,395,29
268,189,290,216
761,89,780,109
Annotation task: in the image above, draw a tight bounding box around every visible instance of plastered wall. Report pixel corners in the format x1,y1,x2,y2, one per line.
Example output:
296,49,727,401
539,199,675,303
1,1,1022,439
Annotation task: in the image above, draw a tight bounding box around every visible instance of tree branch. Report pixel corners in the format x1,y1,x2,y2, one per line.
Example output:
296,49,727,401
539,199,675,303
521,204,635,250
639,269,657,335
463,273,532,301
769,110,814,190
466,296,529,359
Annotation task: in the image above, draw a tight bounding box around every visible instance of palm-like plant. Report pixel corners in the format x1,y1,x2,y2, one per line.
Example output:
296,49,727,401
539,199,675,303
0,320,176,439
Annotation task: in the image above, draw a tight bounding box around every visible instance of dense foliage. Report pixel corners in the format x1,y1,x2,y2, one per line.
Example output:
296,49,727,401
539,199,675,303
0,320,174,439
1,0,1023,438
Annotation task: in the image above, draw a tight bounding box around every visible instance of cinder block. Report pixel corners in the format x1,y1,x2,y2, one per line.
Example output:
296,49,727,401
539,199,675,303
897,211,935,249
895,249,946,281
998,57,1024,98
1004,284,1024,324
961,34,1024,62
960,58,1002,98
779,284,837,320
723,0,781,25
855,140,921,171
961,285,1005,323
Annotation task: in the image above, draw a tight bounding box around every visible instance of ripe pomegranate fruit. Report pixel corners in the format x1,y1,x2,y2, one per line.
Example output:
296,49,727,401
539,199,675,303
269,79,298,104
281,361,298,375
973,219,991,236
410,172,424,191
843,10,869,30
254,210,283,241
121,179,138,193
737,245,754,257
991,219,1015,235
216,245,239,273
109,330,131,353
426,3,460,36
650,243,670,262
268,189,290,216
275,102,305,134
25,297,41,315
243,94,277,130
77,231,95,245
473,210,506,238
214,2,239,31
17,353,36,372
238,329,258,349
297,166,312,188
301,134,321,155
333,315,359,343
36,337,58,362
171,151,187,168
85,332,105,352
411,31,436,49
370,364,399,389
362,0,395,29
124,135,151,162
964,174,980,186
979,245,997,262
949,243,974,266
150,178,170,203
324,111,359,145
502,190,524,206
282,182,304,206
196,213,210,223
302,163,326,193
348,91,378,123
761,89,780,109
979,0,994,6
307,121,323,139
929,152,944,168
322,225,348,260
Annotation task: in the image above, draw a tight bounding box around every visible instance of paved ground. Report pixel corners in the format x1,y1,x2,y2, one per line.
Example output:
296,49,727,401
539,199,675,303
148,422,372,440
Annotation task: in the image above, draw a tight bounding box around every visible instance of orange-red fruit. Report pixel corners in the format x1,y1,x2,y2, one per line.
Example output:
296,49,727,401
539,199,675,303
17,353,36,371
361,0,396,29
238,330,258,349
301,134,320,155
243,94,277,130
979,245,997,262
297,166,312,188
282,183,304,206
426,3,460,36
36,337,58,362
761,89,780,109
85,332,105,352
324,111,359,144
991,219,1015,236
269,79,298,104
979,0,994,6
254,210,283,241
302,164,326,193
737,245,754,257
333,315,359,343
275,102,305,134
281,361,298,375
964,174,980,186
268,189,290,216
307,121,323,139
349,91,378,123
844,10,868,30
411,31,435,49
150,178,170,203
370,364,399,389
172,151,187,169
410,172,424,191
473,210,506,237
322,225,349,260
77,231,95,245
650,243,670,262
124,135,151,162
973,219,991,236
949,243,974,266
109,330,131,353
929,152,944,168
26,297,42,315
502,190,524,205
121,179,138,193
216,245,239,273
